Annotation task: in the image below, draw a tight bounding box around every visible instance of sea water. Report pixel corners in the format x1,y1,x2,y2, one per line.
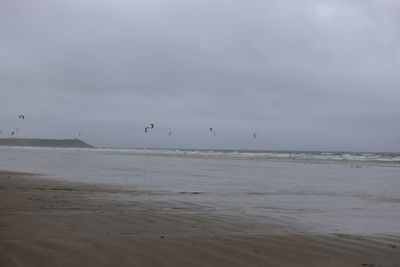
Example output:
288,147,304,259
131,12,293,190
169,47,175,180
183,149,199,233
1,146,399,234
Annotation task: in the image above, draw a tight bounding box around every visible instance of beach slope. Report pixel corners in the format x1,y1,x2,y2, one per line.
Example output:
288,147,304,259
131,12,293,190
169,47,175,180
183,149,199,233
0,171,399,267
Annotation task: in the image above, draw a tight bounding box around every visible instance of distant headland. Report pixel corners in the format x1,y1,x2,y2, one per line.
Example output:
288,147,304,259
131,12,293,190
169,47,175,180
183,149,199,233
0,138,93,148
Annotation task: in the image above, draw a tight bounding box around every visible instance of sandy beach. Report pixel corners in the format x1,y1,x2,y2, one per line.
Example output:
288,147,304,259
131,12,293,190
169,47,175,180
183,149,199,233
1,170,399,267
2,0,400,265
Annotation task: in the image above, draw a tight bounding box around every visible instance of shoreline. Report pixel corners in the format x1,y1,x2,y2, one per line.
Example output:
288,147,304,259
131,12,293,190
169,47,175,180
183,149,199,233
1,170,399,266
1,146,399,168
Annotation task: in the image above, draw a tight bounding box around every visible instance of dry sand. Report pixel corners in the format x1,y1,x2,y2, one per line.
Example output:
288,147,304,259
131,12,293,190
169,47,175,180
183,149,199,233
1,171,399,267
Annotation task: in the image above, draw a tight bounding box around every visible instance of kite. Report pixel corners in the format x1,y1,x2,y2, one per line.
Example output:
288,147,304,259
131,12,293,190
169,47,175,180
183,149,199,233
145,123,154,133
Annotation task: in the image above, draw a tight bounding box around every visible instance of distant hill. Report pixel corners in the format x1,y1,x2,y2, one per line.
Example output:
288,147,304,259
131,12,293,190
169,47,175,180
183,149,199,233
0,138,93,148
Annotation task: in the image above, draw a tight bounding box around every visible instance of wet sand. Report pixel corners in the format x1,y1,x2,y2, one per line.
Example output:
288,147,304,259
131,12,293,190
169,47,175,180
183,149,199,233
1,171,399,267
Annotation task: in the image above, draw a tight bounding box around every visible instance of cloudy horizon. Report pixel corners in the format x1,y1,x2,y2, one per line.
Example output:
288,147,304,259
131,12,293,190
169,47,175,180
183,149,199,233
1,0,399,152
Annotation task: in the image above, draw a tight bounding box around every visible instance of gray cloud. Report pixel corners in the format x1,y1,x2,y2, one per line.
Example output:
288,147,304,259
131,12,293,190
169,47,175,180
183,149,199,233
1,0,399,151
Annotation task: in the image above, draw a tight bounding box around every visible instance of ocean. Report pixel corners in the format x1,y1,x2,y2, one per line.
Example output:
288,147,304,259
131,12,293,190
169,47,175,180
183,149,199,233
1,146,399,234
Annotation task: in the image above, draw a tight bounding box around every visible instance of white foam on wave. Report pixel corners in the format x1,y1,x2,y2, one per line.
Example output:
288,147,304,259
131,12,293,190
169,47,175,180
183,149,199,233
1,146,399,163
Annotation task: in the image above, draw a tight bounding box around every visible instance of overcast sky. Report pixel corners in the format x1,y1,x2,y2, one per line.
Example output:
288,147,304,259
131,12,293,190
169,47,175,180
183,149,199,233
1,0,399,151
